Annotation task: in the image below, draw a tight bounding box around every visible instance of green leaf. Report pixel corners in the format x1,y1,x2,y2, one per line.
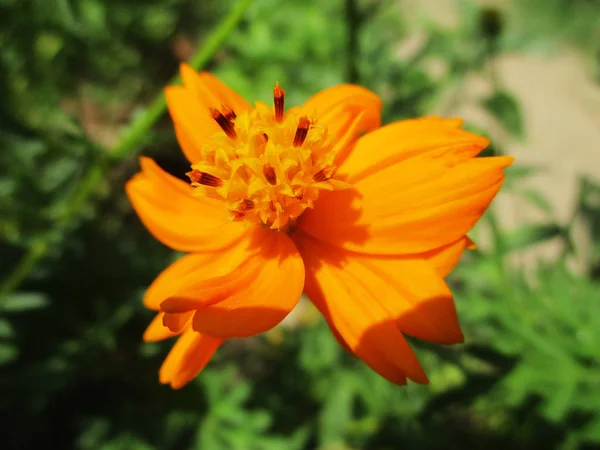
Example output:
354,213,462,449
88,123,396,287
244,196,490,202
299,320,341,374
0,343,18,365
501,223,563,253
319,373,356,444
40,158,79,192
35,32,64,61
579,417,600,443
1,292,49,312
516,188,554,214
0,318,14,338
79,0,107,35
482,90,524,138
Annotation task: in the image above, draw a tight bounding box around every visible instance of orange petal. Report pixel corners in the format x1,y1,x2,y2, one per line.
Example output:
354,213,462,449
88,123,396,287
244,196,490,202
189,232,304,338
180,64,252,115
125,157,248,252
163,312,194,333
299,233,464,344
299,85,382,165
173,122,202,166
165,86,219,163
297,234,465,385
159,329,223,389
143,254,202,311
143,227,264,310
422,236,474,278
189,231,304,338
151,228,304,338
143,312,185,342
166,65,252,163
300,150,513,255
338,117,484,181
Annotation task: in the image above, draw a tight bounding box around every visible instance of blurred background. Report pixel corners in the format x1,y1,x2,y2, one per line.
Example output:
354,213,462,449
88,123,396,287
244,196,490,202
1,0,600,448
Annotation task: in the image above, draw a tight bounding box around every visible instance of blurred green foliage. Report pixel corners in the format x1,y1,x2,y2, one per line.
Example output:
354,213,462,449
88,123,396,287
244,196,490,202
1,0,600,449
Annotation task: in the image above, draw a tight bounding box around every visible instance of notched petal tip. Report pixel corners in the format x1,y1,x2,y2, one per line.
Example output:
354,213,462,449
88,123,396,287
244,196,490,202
162,311,193,333
466,237,477,249
160,297,205,314
164,85,188,106
143,312,180,342
178,62,198,84
138,155,158,172
299,84,383,166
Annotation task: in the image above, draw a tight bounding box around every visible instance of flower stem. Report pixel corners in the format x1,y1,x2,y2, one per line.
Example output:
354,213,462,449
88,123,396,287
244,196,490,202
0,0,253,303
112,0,253,158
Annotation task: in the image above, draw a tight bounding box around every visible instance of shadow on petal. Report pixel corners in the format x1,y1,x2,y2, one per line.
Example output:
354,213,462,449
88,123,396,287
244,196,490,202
297,187,370,248
160,230,305,339
297,234,464,385
299,152,512,256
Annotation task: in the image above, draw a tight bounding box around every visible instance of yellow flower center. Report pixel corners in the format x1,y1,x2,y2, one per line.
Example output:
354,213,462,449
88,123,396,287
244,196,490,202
187,84,344,231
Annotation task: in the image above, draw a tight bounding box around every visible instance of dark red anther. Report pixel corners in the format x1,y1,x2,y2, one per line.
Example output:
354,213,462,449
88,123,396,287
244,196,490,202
293,116,310,147
313,168,332,182
240,199,255,211
273,83,285,123
210,107,237,139
187,169,223,187
263,165,277,185
222,105,237,121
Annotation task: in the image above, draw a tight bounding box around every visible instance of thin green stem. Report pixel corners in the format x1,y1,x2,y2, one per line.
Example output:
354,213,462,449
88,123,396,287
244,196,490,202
0,0,253,302
0,241,48,299
112,0,253,158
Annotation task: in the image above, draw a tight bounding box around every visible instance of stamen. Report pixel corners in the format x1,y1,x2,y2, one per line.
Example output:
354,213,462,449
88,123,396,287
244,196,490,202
187,169,223,187
293,116,310,147
240,199,254,211
273,83,285,123
222,105,237,121
210,108,237,139
313,168,333,182
187,82,340,231
263,165,277,185
231,198,255,220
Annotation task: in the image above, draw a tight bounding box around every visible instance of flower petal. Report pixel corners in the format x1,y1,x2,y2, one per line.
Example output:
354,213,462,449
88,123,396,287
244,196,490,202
180,65,252,115
125,157,248,252
423,236,475,278
299,85,382,165
157,228,304,338
159,329,223,389
297,234,464,385
166,64,252,163
337,117,484,181
163,312,194,333
143,227,265,310
143,312,183,342
165,86,219,163
300,149,513,254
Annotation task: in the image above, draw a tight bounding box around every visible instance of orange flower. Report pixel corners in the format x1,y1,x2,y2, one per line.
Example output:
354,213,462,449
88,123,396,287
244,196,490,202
126,64,513,388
